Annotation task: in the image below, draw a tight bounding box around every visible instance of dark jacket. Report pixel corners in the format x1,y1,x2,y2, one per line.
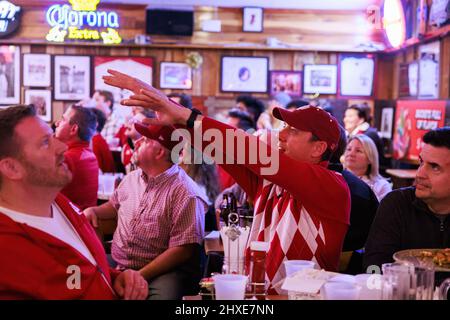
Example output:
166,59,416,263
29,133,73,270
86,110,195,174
363,187,450,271
329,164,379,252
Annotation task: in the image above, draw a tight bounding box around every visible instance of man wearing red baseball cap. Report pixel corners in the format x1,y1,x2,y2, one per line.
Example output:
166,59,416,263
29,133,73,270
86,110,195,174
83,122,208,300
102,70,351,295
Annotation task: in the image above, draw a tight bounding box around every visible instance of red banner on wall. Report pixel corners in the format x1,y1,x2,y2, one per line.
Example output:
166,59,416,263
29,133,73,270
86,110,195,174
393,100,446,161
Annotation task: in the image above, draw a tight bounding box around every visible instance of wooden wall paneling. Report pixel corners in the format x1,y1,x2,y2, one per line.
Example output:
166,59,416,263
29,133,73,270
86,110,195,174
272,52,293,70
200,50,219,97
405,46,416,62
374,54,395,99
392,53,405,99
110,48,130,56
439,36,450,99
329,53,338,65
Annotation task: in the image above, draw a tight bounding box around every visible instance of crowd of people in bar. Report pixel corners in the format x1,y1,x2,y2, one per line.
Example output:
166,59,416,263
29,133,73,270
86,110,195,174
0,69,449,300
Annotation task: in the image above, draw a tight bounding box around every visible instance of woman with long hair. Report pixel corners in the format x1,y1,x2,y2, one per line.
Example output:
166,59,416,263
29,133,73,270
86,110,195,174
344,134,392,201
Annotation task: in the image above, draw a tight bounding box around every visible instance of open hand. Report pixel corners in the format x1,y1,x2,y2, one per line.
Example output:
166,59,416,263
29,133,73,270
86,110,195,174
122,89,192,127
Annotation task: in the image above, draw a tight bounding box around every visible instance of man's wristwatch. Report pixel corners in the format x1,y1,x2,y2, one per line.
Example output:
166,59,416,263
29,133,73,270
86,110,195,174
186,108,202,128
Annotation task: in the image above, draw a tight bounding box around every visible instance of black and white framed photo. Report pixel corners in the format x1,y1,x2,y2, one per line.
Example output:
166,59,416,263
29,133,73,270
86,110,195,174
160,62,192,89
303,64,337,94
220,56,268,93
243,7,263,32
339,54,375,97
54,55,91,101
379,107,394,139
24,89,52,122
0,45,20,105
23,53,51,87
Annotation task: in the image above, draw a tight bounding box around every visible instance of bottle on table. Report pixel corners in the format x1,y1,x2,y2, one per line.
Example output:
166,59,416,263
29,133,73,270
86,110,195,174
249,241,270,298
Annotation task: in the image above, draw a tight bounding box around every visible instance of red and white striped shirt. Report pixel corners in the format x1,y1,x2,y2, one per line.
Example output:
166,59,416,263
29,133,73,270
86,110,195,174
110,165,208,269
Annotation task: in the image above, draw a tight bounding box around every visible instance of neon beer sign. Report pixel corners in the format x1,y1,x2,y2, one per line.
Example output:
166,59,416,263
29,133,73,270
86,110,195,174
46,0,122,44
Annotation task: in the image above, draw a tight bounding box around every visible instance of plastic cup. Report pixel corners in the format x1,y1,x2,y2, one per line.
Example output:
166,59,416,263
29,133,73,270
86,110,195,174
355,274,382,300
322,282,361,300
102,174,116,194
283,260,316,277
213,274,248,300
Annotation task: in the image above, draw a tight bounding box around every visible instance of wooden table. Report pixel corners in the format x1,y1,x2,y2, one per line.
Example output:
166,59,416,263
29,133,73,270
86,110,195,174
386,169,417,189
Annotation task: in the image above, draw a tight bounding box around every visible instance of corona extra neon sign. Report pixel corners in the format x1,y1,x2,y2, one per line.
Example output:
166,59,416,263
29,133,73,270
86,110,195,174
45,0,122,44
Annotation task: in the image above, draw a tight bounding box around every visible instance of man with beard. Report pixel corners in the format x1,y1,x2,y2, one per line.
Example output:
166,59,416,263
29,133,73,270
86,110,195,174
364,127,450,271
0,105,148,299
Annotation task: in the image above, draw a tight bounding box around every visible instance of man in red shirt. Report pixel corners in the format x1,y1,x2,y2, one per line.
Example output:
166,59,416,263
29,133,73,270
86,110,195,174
55,105,99,210
0,105,147,299
103,70,351,294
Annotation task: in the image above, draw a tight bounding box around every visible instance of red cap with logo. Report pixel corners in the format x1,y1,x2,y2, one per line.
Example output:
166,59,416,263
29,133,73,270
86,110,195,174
134,123,181,151
272,105,340,152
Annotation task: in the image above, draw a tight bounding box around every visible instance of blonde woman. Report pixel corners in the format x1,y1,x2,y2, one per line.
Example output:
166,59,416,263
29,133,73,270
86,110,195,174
344,134,392,201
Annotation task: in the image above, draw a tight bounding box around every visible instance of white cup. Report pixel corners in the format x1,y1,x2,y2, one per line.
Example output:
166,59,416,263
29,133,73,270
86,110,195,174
283,260,316,277
355,274,382,300
322,282,361,300
328,274,356,284
213,274,248,300
102,174,116,194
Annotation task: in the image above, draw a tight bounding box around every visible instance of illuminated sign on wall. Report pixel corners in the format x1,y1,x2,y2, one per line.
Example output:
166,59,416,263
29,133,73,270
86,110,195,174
0,1,21,38
46,0,122,44
383,0,406,48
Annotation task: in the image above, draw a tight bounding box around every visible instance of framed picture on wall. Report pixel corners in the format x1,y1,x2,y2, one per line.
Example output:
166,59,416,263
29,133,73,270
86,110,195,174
23,54,51,87
303,64,337,94
160,62,192,89
0,45,20,105
269,70,302,97
54,55,91,101
94,56,153,103
379,107,394,139
220,56,268,93
418,54,439,99
243,7,264,32
339,54,375,97
398,61,418,98
24,89,52,122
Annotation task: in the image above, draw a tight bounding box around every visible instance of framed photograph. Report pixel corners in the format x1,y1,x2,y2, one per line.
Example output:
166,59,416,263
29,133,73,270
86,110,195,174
23,54,51,87
243,7,263,32
94,56,153,103
339,54,375,97
418,55,439,99
220,56,268,93
379,107,394,139
24,89,52,122
269,70,302,96
0,45,20,105
54,55,91,101
398,61,418,98
160,62,192,89
303,64,337,94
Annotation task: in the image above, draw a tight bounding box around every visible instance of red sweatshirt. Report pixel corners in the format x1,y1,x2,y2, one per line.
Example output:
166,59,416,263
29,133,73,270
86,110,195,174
61,141,99,210
182,118,351,294
0,194,119,299
92,134,116,173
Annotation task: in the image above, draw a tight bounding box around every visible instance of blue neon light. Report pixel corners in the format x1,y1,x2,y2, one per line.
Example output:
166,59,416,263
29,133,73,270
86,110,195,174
46,4,119,30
